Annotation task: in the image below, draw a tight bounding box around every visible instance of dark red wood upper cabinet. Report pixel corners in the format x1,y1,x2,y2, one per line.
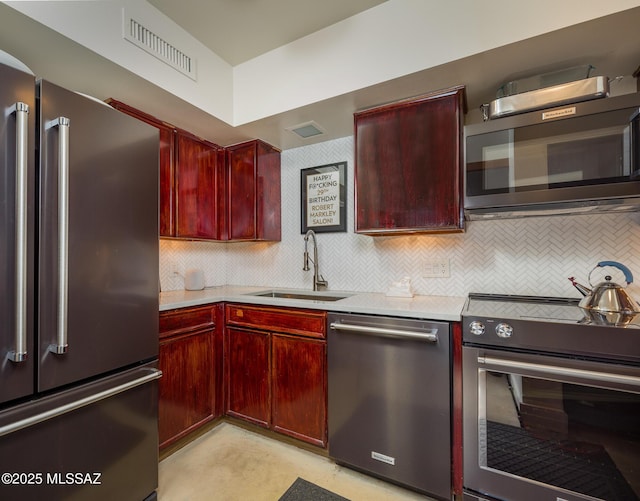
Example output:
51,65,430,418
226,139,281,241
107,101,281,242
354,85,466,235
158,127,177,237
175,130,225,240
106,99,176,237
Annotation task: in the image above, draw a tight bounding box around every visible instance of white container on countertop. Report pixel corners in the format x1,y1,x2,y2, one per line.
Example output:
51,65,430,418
184,268,205,291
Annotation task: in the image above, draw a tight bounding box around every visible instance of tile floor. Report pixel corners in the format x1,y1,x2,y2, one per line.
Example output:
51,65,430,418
158,422,435,501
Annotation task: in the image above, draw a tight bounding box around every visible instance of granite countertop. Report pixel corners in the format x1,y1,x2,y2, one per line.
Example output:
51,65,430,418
160,285,466,322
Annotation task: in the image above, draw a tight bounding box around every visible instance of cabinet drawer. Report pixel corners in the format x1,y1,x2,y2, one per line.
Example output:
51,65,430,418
225,304,326,338
160,305,216,338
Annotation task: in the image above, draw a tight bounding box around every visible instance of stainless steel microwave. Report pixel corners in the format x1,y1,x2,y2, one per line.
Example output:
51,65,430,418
464,92,640,220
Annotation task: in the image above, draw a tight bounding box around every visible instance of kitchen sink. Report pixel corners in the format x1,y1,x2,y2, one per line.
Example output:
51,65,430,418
245,289,351,302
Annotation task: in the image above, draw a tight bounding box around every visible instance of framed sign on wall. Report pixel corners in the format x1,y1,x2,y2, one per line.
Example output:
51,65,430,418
300,161,347,233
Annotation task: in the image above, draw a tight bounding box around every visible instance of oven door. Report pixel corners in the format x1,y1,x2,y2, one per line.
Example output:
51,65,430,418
463,346,640,501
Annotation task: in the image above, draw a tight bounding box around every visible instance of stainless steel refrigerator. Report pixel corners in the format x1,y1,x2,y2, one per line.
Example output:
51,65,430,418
0,53,161,500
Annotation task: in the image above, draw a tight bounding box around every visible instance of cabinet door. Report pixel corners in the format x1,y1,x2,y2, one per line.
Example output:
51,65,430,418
227,142,255,240
272,334,327,447
225,327,271,427
159,328,215,449
256,140,281,241
158,126,177,236
175,131,225,239
105,99,176,237
227,140,281,241
355,86,465,234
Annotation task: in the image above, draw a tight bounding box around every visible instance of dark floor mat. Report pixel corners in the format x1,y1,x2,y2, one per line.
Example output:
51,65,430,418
278,478,350,501
487,420,638,500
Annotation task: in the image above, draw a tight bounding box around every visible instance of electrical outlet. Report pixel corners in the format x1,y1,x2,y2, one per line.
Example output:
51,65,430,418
422,259,450,278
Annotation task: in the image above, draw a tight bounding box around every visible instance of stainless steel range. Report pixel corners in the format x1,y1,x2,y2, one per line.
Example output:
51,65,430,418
462,293,640,501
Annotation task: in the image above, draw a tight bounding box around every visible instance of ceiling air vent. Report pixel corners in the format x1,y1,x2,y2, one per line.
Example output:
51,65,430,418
122,10,196,80
286,121,325,139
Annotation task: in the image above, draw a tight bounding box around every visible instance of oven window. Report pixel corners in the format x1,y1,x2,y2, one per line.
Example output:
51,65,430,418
481,370,640,500
466,107,636,197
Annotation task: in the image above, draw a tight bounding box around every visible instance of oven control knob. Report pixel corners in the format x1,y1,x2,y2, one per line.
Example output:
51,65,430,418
469,321,485,336
495,323,513,338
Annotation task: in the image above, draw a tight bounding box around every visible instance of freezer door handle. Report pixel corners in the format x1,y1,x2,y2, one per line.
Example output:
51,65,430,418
46,117,71,355
0,368,162,438
330,322,438,342
8,102,30,363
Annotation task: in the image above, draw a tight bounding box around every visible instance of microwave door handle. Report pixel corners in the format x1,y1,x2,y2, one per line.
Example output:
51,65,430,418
46,117,70,355
8,102,30,363
478,355,640,388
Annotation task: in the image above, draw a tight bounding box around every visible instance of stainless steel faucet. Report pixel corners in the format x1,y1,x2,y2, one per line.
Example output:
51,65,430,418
303,229,328,291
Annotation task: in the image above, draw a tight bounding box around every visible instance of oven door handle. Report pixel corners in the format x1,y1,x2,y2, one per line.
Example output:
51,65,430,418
478,355,640,387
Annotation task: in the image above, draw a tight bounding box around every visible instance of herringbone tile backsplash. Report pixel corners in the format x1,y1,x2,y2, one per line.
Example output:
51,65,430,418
160,136,640,300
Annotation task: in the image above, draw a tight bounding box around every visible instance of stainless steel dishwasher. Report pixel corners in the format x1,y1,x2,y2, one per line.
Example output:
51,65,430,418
328,312,451,499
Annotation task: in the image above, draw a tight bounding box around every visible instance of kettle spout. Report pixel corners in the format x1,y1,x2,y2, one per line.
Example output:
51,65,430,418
568,277,591,297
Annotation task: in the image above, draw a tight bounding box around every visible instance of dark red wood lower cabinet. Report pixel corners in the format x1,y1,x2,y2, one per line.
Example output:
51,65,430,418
159,327,215,448
224,304,328,448
272,334,327,447
225,327,271,427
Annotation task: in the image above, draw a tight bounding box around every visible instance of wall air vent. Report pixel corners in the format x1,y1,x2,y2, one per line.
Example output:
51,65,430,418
122,10,196,80
286,121,325,139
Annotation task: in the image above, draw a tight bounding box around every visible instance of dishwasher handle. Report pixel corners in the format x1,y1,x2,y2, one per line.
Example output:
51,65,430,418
330,322,438,343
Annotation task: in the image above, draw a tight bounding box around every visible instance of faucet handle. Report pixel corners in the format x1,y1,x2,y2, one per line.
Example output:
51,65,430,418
316,275,328,290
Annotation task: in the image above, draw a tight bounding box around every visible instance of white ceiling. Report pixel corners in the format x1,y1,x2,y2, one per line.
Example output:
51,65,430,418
147,0,388,66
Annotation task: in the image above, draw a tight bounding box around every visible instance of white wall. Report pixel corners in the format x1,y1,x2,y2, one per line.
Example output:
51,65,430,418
160,135,640,300
5,0,234,123
233,0,640,123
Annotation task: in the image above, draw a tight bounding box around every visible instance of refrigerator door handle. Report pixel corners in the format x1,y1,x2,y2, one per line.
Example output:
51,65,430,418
8,102,30,363
0,368,162,438
46,117,71,355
